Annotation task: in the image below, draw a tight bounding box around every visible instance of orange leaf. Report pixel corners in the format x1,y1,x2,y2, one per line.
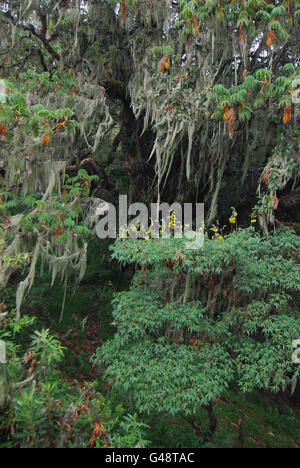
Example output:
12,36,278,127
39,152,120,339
43,132,50,146
89,423,103,448
227,108,236,138
263,166,271,185
164,56,171,71
24,351,36,365
0,123,8,137
61,421,71,432
284,0,290,13
121,0,126,24
266,30,276,47
89,435,95,449
239,25,245,42
283,104,292,124
223,105,230,121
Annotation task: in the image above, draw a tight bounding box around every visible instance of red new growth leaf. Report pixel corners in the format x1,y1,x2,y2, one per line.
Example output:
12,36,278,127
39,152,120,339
121,0,126,24
283,105,292,124
89,423,104,448
227,108,236,139
0,123,8,137
267,29,276,47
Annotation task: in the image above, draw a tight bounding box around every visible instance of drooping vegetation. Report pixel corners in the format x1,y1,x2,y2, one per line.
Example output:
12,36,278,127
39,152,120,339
0,0,300,449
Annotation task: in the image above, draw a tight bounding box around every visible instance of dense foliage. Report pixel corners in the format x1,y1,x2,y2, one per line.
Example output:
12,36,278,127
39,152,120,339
0,0,299,449
95,228,300,420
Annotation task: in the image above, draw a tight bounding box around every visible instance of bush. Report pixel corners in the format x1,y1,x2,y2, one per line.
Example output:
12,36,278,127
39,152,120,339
93,227,300,434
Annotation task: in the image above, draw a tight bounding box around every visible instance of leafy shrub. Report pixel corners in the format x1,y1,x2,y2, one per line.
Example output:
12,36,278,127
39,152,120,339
94,228,300,429
0,314,148,448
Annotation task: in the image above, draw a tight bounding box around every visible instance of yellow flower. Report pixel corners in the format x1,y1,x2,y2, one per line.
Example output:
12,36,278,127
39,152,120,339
145,236,150,241
229,208,238,224
218,235,224,241
251,219,257,224
169,213,176,229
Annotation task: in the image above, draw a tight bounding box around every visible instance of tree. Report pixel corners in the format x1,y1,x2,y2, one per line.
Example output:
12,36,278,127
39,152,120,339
0,0,300,447
0,1,299,312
